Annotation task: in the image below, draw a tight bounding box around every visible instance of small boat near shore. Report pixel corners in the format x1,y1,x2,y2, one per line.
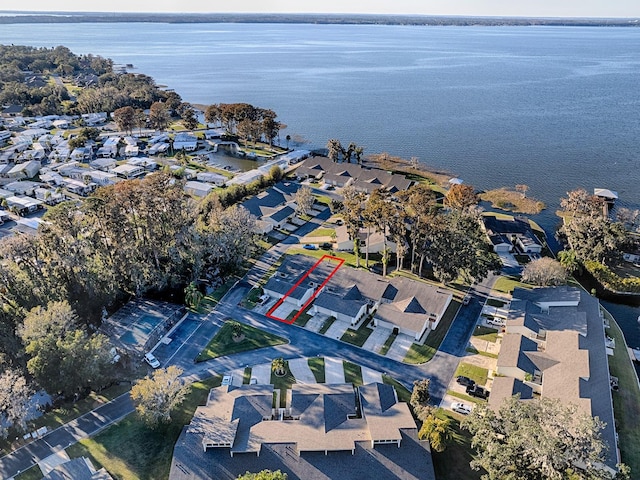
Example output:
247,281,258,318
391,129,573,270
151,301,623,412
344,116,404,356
631,347,640,363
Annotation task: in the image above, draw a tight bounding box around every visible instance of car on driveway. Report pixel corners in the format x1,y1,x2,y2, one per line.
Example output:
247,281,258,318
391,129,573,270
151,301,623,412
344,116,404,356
451,402,473,415
456,375,476,388
222,374,233,386
303,244,318,250
466,385,489,399
463,295,472,305
487,317,506,327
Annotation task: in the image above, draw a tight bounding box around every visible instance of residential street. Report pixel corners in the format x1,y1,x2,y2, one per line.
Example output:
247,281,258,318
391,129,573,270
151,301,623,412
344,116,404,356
0,209,495,479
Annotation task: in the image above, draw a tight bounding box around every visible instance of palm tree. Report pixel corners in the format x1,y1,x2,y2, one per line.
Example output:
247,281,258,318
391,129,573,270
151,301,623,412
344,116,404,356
272,357,286,377
184,282,203,309
230,321,243,340
558,249,582,275
419,412,453,453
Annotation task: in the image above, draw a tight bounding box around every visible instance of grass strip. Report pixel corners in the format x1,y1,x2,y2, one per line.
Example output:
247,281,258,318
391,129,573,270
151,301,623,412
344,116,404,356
270,361,296,408
343,361,363,387
196,320,288,362
318,316,336,335
307,357,326,383
379,331,399,356
66,376,221,480
454,363,489,386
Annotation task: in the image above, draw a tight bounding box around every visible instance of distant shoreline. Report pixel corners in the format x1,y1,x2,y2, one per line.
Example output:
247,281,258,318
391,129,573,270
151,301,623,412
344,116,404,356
0,12,638,27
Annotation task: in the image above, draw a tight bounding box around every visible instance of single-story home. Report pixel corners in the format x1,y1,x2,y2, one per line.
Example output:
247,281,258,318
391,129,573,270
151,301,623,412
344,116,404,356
173,132,199,151
110,164,145,179
333,224,396,254
481,214,543,255
6,160,41,179
184,181,214,198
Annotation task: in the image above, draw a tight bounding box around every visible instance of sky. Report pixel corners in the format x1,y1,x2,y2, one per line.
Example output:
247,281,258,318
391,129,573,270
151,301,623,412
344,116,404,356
8,1,640,18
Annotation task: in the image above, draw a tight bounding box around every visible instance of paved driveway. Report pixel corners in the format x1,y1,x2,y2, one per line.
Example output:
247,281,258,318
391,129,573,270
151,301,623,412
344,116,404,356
362,326,392,355
251,363,272,385
304,313,327,333
385,334,414,362
288,358,316,384
324,319,350,340
361,367,384,385
325,357,346,383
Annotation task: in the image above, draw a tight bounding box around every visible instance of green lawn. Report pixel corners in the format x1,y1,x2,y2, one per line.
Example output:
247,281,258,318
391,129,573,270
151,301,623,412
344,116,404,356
485,298,506,307
446,390,486,405
343,361,363,387
241,286,263,309
286,248,382,270
307,357,326,383
243,367,252,384
454,363,489,386
197,276,240,311
287,306,313,327
270,361,296,408
605,310,640,474
67,376,221,480
15,466,43,480
341,318,374,347
431,410,483,480
472,326,499,343
1,384,131,455
196,320,288,362
404,300,461,364
308,227,336,237
382,374,412,405
492,276,530,295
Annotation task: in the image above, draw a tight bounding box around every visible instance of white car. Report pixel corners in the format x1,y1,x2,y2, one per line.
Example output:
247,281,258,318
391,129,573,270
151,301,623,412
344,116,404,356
144,352,160,368
222,374,233,386
487,317,506,327
451,402,473,415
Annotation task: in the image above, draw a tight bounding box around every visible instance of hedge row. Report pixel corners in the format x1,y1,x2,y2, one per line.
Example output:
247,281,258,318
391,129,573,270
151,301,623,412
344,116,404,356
584,261,640,293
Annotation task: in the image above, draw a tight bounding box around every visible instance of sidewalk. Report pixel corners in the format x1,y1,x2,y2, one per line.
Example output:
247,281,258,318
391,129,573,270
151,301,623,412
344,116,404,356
0,393,134,479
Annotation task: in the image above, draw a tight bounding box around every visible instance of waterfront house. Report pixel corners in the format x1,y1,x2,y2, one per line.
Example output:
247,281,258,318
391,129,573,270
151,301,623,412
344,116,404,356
490,286,618,470
481,214,543,255
173,132,199,151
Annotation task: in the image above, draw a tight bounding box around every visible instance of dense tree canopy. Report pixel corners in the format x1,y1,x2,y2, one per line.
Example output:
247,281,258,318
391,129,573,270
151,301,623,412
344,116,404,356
131,366,188,427
462,396,624,480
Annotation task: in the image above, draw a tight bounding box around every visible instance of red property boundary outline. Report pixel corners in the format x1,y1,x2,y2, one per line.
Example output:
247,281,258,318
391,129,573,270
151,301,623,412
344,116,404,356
266,255,345,325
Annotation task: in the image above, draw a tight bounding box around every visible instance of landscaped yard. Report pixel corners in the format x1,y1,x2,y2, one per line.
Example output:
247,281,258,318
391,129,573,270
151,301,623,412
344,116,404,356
604,309,640,474
307,227,336,238
472,326,499,343
196,320,288,362
270,360,297,408
286,248,382,270
431,410,483,480
66,376,221,480
341,318,374,347
382,374,412,404
379,331,398,356
492,275,530,295
455,363,489,386
318,316,336,335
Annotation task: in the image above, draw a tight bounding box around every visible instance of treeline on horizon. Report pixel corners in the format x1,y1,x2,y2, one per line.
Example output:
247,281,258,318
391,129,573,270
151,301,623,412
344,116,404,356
0,12,638,27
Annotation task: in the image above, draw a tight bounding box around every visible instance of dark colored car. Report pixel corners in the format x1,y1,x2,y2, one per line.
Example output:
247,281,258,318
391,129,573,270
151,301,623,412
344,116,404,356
456,376,476,388
466,385,489,399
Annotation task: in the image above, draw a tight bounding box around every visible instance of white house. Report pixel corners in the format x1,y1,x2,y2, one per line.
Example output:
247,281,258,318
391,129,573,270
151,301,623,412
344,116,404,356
6,160,41,180
196,172,227,186
184,181,214,198
173,132,199,151
110,164,145,179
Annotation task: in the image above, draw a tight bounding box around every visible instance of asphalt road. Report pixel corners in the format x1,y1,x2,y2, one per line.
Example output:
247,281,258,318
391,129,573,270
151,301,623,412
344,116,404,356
0,206,494,478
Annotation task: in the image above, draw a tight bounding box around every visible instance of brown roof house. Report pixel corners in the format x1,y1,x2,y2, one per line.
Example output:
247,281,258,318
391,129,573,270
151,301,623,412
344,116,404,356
490,286,618,470
169,382,435,480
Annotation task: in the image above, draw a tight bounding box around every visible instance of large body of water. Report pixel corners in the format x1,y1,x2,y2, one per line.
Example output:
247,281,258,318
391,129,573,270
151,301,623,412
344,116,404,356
2,22,639,343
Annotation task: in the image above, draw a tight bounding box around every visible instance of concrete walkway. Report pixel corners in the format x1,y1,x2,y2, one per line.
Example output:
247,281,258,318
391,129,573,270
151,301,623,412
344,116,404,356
324,357,346,384
287,358,316,384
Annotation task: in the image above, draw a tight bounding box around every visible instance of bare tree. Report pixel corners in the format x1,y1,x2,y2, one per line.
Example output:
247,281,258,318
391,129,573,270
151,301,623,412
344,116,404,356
131,366,188,427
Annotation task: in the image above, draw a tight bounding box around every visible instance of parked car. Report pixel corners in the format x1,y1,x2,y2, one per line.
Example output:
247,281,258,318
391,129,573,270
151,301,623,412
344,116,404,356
463,295,472,306
222,374,233,386
303,244,318,250
456,375,476,388
257,294,270,305
487,317,506,327
250,377,258,385
466,385,489,399
144,352,160,369
451,402,473,415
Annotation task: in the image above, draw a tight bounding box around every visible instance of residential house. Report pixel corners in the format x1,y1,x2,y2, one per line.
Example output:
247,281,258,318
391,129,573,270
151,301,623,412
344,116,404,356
39,171,65,187
62,178,96,196
373,276,452,341
169,165,198,180
6,160,41,180
85,170,118,186
481,214,544,255
312,267,392,325
173,132,199,151
110,164,145,179
196,172,227,186
70,147,92,162
42,456,113,480
204,128,225,139
35,187,66,205
239,182,300,234
1,104,23,117
333,224,396,254
5,195,43,215
90,157,117,172
81,112,107,126
127,157,158,171
0,209,10,224
123,136,139,157
184,181,214,198
489,286,618,470
263,255,340,308
51,118,71,130
148,142,170,155
0,130,11,146
4,180,41,196
169,382,432,480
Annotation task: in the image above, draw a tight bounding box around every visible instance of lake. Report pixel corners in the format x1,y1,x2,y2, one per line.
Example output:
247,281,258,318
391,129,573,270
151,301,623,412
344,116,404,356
1,22,639,343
